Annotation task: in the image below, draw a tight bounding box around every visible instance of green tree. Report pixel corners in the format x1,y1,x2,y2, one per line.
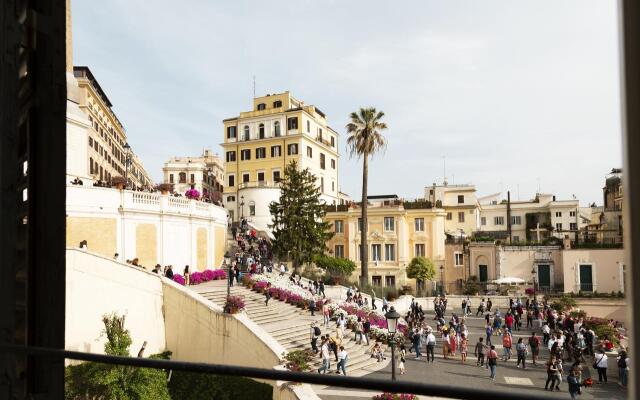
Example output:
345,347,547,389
65,313,170,400
314,254,356,278
346,108,388,287
406,257,436,286
269,161,333,273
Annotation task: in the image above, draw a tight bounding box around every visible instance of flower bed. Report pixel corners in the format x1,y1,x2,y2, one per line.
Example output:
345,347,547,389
372,393,417,400
224,295,245,314
171,269,226,286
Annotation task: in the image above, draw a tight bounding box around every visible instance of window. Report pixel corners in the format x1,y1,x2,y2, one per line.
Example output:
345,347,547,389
243,126,250,141
335,220,344,233
332,181,335,191
331,159,336,169
287,116,298,130
306,146,313,157
446,212,452,220
227,126,237,139
88,137,93,147
457,195,464,204
169,174,174,183
570,210,576,217
273,170,281,182
330,136,335,147
556,223,563,231
257,172,265,182
511,215,522,225
226,151,236,162
513,236,520,243
384,217,395,231
372,244,382,261
226,195,235,202
287,143,298,155
259,123,265,139
320,153,325,169
494,216,505,225
320,177,324,192
249,201,256,216
257,103,266,111
570,222,578,230
481,217,487,226
273,100,282,108
242,173,250,183
271,145,281,157
454,252,464,267
415,218,425,231
256,147,266,159
458,212,465,222
274,121,281,137
415,244,425,257
334,245,344,258
372,276,382,287
179,172,187,183
241,149,251,160
89,157,94,174
190,174,195,183
385,276,395,287
555,211,562,217
385,244,395,261
306,120,310,133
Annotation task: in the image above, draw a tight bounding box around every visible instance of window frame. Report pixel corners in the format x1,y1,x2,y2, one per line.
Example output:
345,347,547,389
384,216,395,232
384,244,396,262
415,218,425,232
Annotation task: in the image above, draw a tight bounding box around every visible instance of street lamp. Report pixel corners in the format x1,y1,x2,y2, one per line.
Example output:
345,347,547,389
240,195,245,220
531,267,537,299
123,142,132,189
224,250,232,313
385,307,401,381
440,265,445,295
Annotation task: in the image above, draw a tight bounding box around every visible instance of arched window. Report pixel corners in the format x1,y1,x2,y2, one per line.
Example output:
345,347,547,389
273,100,282,108
257,103,266,111
243,126,250,141
259,123,265,139
274,121,281,137
179,172,187,183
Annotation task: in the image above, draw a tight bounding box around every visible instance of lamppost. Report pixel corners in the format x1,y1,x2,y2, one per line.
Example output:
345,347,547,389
224,250,232,313
240,195,245,220
531,267,537,300
123,142,132,189
385,307,400,381
440,265,445,295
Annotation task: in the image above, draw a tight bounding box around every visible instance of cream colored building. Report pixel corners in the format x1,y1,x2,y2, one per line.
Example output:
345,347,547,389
67,66,153,189
425,183,479,236
324,195,446,289
221,92,340,232
163,149,224,201
477,192,590,243
562,249,625,294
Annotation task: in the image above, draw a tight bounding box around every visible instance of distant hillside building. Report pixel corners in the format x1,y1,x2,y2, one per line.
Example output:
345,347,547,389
163,149,224,201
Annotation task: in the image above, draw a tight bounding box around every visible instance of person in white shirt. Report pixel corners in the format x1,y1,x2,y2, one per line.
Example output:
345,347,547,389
425,331,437,363
317,338,331,374
336,346,348,375
595,350,608,383
279,264,286,276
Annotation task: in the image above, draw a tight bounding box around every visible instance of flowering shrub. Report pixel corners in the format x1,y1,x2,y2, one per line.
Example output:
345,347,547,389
253,281,269,292
283,350,314,372
172,274,185,285
224,295,245,314
185,188,201,200
372,394,417,400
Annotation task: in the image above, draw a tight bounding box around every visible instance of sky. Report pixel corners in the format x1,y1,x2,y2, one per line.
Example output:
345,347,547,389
72,0,622,206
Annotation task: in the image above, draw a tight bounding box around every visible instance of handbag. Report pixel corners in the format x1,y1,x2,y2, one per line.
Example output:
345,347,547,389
593,355,602,369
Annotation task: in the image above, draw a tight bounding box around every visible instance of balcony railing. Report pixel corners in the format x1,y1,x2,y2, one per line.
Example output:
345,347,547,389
237,181,281,190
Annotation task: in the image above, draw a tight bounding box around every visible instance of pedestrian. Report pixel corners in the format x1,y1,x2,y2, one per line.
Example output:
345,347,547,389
545,357,560,391
442,329,450,359
362,318,371,346
487,345,498,381
426,330,436,363
460,334,468,364
311,323,321,353
487,298,493,312
502,331,512,361
371,290,377,310
336,346,348,375
309,299,316,316
354,317,364,344
183,265,190,285
567,369,582,399
528,332,540,365
617,350,629,387
317,338,331,374
594,349,608,384
165,265,174,279
485,324,493,346
515,337,527,369
322,302,330,327
542,322,551,346
264,283,271,305
319,281,326,298
412,328,422,359
475,337,486,367
382,297,389,313
399,344,406,375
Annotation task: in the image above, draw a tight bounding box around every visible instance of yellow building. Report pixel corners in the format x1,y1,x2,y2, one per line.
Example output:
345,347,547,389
70,66,153,189
425,182,479,237
222,91,340,232
324,195,446,289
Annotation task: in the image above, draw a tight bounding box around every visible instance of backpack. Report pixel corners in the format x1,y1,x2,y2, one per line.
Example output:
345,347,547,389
314,326,321,336
618,357,627,368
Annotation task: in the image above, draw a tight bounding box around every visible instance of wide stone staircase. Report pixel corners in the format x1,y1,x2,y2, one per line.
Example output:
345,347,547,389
192,279,390,377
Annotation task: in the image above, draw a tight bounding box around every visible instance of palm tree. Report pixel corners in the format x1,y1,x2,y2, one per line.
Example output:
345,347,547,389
346,107,388,288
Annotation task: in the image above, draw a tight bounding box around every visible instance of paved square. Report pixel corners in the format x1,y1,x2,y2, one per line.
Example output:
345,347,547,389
503,376,534,386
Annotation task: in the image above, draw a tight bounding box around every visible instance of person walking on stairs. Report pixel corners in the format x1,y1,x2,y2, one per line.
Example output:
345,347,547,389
318,338,331,374
336,346,348,375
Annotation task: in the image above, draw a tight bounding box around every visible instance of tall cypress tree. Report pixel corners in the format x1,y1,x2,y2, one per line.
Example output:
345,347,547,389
269,161,333,273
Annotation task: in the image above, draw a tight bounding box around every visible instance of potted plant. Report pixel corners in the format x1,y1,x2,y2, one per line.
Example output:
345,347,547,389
156,183,173,195
224,295,245,314
111,176,126,190
282,350,314,372
185,185,201,200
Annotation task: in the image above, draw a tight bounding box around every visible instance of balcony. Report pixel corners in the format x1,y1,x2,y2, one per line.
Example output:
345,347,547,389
237,181,280,190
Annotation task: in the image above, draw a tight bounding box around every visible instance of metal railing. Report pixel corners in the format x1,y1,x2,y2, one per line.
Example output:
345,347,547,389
0,344,547,400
